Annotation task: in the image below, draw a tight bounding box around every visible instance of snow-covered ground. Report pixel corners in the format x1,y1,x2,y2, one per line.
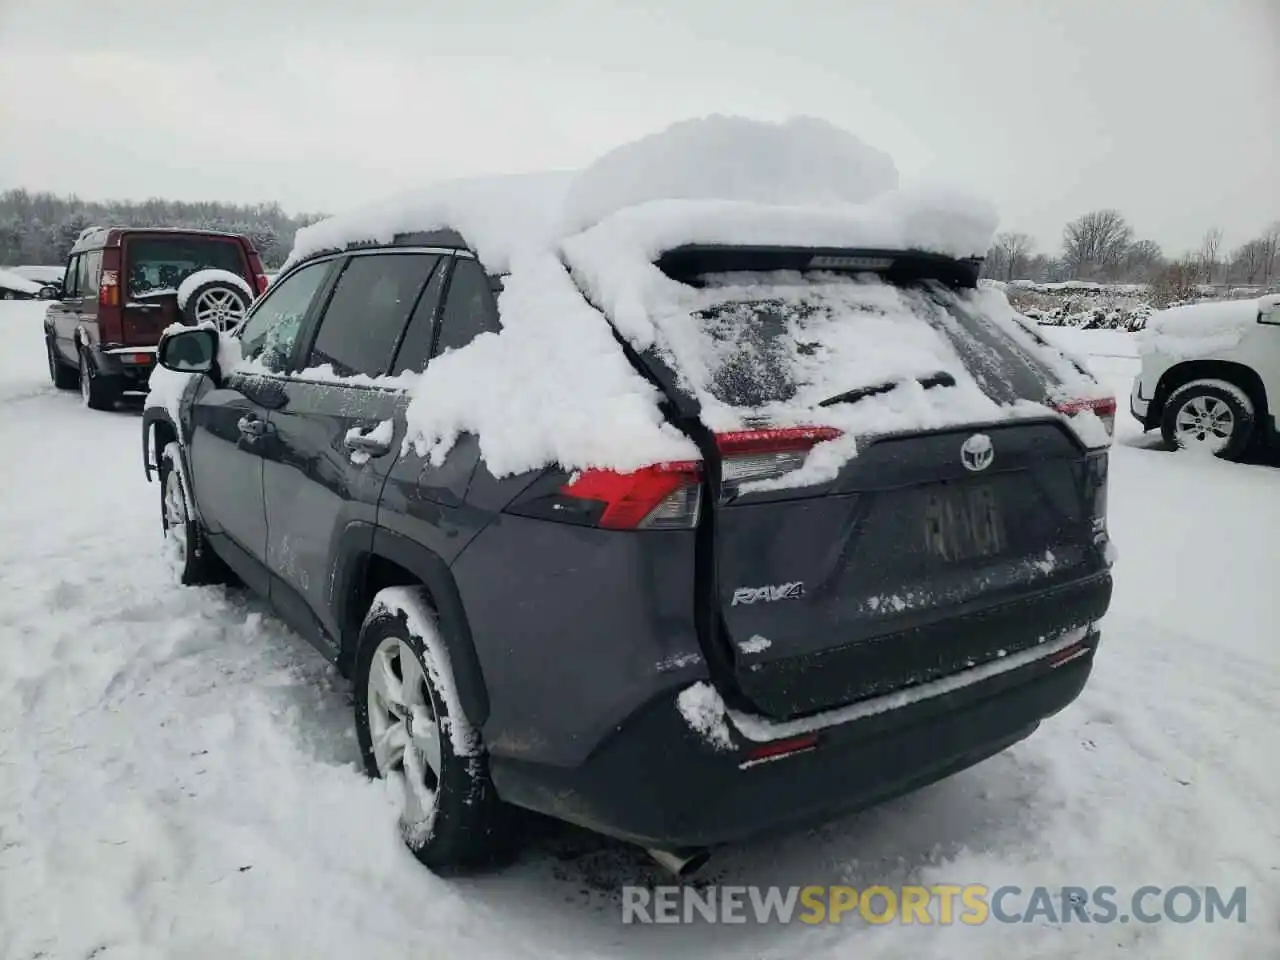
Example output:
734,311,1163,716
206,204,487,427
0,300,1276,958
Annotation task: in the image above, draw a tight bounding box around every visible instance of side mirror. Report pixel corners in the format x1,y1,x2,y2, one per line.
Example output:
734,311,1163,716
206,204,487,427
1259,295,1280,326
157,327,219,373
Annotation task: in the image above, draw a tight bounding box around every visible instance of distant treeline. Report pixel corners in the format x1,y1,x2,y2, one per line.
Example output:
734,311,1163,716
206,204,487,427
0,189,328,269
980,209,1280,296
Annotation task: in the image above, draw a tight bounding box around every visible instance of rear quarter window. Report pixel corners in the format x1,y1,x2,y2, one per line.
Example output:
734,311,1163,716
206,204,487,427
432,258,501,357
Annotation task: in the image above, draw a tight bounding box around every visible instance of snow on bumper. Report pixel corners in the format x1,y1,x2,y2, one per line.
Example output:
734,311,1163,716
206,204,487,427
679,625,1092,748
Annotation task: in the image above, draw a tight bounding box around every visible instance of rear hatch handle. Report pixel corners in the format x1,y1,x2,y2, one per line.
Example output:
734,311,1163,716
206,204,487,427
819,370,956,408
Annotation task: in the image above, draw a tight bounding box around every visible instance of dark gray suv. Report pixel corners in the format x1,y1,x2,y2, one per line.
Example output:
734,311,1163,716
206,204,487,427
142,229,1115,877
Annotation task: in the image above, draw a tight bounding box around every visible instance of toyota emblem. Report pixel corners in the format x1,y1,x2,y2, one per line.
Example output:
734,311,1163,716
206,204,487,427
960,434,994,472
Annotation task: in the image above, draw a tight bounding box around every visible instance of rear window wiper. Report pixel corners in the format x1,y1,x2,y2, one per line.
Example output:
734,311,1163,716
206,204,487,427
818,370,956,408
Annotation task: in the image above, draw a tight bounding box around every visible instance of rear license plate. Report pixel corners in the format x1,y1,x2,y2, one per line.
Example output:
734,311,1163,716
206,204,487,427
922,483,1006,562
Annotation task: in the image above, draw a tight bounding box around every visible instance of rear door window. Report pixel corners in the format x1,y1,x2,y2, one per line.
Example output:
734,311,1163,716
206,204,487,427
304,253,439,378
432,257,501,357
238,260,332,373
124,236,247,297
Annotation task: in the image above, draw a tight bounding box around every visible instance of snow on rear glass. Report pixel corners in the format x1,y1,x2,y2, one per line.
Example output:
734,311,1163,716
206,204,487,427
656,272,993,423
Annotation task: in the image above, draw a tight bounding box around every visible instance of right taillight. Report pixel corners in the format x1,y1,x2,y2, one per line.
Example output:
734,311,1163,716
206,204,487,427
1055,396,1116,438
716,426,843,488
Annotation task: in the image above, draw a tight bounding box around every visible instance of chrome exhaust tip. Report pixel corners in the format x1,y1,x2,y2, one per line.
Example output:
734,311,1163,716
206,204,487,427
646,846,711,878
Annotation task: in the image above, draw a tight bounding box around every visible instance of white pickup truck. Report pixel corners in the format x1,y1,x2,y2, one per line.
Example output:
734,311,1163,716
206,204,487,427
1131,294,1280,461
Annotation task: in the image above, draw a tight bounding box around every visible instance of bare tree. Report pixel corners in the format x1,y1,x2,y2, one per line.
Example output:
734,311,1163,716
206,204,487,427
1150,255,1201,308
1123,239,1164,282
1230,239,1270,285
1198,227,1223,285
1063,210,1133,281
981,242,1009,282
994,232,1035,281
1262,221,1280,285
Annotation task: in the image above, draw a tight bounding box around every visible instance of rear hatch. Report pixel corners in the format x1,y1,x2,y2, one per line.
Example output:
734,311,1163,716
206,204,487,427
120,233,252,345
620,246,1114,720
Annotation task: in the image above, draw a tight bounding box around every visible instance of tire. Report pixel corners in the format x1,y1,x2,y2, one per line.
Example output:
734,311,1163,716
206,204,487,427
47,338,78,389
1160,379,1255,461
181,278,252,332
354,587,511,874
159,441,230,586
78,349,119,411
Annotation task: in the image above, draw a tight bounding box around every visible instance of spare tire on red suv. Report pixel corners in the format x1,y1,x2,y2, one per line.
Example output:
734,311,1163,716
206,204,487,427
179,273,254,332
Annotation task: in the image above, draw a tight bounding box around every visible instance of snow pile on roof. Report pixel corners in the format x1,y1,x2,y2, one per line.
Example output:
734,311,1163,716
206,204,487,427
1139,296,1267,360
561,190,997,348
284,114,1022,479
0,268,43,296
560,114,900,232
176,269,254,310
282,170,576,275
401,252,698,476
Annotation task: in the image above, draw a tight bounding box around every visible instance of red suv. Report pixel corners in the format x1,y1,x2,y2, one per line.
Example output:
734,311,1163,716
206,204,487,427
43,227,269,409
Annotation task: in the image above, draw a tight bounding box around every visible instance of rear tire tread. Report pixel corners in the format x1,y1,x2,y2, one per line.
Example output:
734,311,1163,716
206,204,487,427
354,587,513,874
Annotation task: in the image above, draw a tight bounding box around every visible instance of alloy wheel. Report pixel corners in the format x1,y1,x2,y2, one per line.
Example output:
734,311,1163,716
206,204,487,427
365,636,444,826
1174,394,1234,454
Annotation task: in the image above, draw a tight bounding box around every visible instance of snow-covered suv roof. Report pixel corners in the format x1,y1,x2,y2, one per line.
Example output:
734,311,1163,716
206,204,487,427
284,115,996,276
260,115,1106,485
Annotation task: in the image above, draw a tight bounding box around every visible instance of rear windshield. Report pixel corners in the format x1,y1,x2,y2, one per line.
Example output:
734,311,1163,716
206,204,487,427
659,272,1071,415
125,236,246,296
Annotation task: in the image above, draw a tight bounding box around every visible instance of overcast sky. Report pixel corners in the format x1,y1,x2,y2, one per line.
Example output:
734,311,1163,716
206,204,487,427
1,0,1277,256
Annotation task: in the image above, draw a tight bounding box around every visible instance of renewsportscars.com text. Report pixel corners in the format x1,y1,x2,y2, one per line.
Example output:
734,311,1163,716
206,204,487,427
621,884,1248,926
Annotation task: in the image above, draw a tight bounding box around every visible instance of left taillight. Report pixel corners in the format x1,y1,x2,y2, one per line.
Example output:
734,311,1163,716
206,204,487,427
99,269,120,308
507,459,704,530
561,461,704,530
505,425,842,531
253,273,269,296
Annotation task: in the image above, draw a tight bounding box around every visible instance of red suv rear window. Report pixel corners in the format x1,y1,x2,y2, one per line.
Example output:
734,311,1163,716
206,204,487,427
124,236,247,297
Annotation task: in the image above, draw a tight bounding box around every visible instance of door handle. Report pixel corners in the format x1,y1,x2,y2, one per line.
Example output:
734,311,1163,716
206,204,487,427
237,415,267,438
345,433,392,456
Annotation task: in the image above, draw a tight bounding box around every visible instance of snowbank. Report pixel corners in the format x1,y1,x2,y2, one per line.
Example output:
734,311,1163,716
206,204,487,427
1138,296,1266,359
177,269,254,309
560,114,900,233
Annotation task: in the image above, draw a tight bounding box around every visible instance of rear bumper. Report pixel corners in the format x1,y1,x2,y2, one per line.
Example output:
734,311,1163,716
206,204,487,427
490,627,1100,849
90,344,156,391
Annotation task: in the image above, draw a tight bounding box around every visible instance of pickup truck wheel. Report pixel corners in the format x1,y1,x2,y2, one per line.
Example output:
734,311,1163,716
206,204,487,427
354,587,512,874
1161,380,1254,461
78,349,118,411
47,338,77,389
159,442,229,586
